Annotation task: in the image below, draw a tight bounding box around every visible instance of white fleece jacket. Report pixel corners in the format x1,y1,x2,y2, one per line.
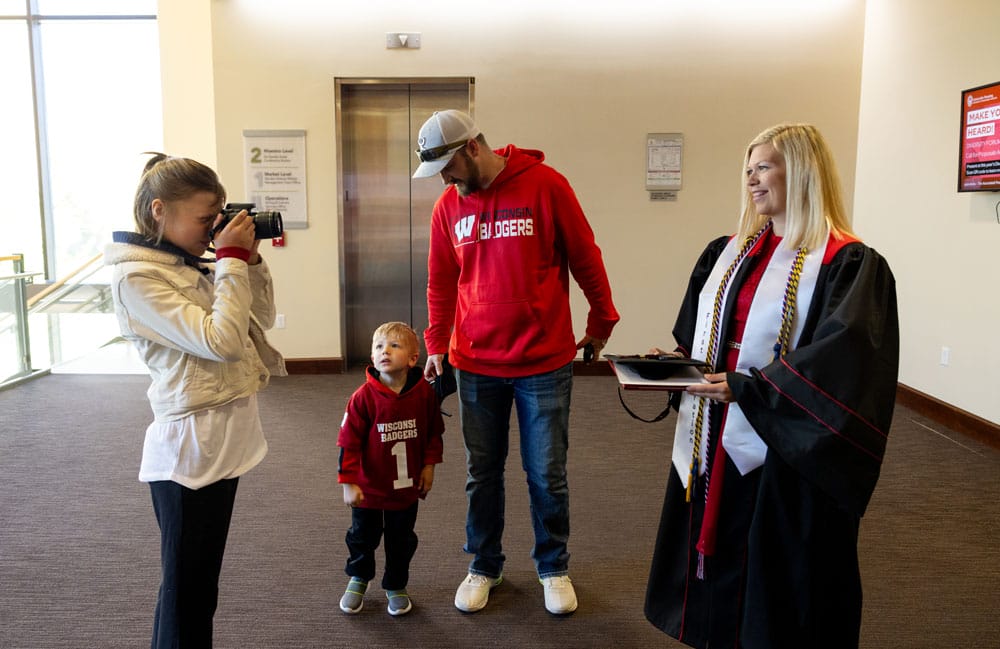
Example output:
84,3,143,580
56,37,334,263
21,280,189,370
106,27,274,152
104,239,286,422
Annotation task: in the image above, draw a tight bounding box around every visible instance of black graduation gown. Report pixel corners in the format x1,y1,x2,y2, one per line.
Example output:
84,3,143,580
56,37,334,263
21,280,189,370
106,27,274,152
644,235,899,649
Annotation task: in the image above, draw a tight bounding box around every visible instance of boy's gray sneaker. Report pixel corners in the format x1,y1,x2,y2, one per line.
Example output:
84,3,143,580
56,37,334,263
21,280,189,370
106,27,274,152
340,577,368,614
386,589,412,616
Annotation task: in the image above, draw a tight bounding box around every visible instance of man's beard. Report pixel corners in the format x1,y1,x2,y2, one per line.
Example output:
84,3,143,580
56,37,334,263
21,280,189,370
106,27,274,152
454,178,480,197
452,149,481,196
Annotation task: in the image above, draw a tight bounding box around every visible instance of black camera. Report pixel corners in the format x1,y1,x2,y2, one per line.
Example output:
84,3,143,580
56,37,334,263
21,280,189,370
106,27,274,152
214,202,284,240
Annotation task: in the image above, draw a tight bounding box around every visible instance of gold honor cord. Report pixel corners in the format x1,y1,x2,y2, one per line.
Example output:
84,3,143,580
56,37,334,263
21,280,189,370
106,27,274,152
687,223,770,503
774,246,807,360
686,224,808,503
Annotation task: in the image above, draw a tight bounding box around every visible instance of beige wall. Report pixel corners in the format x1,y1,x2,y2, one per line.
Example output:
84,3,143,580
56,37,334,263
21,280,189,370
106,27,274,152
158,1,866,362
157,0,217,165
855,0,1000,423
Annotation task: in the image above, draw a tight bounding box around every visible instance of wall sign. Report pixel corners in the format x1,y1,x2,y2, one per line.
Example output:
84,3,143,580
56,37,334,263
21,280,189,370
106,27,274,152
958,82,1000,192
646,133,683,192
242,129,308,228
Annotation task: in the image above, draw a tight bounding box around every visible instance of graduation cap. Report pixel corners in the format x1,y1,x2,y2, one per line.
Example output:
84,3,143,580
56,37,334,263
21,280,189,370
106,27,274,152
605,354,709,380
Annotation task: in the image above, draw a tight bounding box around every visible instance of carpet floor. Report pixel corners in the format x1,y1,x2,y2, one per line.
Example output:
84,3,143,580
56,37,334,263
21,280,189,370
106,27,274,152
1,372,997,648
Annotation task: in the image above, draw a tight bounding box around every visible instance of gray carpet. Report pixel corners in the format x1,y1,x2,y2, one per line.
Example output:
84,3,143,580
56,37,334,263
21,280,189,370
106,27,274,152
1,372,997,648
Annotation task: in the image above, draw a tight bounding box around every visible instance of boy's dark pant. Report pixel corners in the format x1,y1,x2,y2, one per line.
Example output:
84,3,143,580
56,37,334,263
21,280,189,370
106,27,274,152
149,478,239,649
345,502,419,590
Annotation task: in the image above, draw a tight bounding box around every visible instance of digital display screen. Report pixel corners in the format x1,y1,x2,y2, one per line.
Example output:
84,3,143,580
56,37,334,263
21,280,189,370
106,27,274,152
959,81,1000,192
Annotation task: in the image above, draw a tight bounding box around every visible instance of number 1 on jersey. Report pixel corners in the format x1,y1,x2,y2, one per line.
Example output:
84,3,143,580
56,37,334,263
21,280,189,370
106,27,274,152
391,442,413,490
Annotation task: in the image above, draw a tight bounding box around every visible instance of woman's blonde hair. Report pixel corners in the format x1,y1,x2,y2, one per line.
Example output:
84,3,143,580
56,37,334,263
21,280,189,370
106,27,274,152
736,124,854,250
133,153,226,243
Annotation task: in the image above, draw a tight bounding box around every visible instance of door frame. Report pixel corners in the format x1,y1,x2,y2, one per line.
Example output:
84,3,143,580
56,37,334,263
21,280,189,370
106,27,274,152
334,77,475,369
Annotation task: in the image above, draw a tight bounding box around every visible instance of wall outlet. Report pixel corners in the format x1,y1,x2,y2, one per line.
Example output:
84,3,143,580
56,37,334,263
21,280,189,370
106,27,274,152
275,314,286,329
940,346,950,366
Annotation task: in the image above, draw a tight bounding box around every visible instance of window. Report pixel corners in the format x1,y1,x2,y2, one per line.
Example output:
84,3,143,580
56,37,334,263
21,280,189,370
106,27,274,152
1,0,161,280
0,20,43,275
1,1,160,378
40,17,163,278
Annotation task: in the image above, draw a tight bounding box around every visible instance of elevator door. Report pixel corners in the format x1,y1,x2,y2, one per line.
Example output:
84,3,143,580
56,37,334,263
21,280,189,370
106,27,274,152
340,81,471,368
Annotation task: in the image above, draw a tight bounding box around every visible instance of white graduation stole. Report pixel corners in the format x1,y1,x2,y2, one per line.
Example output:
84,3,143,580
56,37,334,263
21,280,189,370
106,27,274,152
671,235,828,487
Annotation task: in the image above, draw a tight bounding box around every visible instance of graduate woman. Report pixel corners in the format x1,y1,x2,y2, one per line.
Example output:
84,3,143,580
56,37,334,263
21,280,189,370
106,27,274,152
644,124,899,649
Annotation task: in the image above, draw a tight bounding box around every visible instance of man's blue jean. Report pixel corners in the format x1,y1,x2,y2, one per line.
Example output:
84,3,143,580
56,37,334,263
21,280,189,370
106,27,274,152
456,362,573,579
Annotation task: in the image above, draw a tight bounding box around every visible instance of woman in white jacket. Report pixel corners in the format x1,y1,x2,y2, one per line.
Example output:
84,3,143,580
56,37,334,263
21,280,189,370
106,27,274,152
105,153,285,649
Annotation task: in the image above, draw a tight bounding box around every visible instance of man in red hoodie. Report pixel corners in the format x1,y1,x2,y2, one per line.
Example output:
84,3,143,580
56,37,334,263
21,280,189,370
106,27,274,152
414,110,620,616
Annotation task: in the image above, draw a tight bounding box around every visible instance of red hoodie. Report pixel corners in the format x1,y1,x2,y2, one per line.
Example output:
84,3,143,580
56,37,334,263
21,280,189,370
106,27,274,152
424,145,620,378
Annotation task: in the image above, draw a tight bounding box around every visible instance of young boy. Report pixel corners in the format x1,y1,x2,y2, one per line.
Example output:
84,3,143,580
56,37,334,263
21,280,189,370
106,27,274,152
337,322,445,616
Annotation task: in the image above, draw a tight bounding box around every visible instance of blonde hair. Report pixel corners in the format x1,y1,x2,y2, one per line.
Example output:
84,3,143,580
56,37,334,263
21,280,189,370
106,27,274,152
373,321,420,355
133,152,226,243
736,124,854,250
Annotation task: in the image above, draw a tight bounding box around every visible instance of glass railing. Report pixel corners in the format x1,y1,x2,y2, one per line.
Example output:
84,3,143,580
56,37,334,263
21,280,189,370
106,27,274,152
0,254,43,385
1,252,121,389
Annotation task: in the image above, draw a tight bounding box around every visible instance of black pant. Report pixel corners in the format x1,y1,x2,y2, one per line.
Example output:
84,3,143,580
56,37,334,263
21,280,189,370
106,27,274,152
149,478,239,649
344,502,419,590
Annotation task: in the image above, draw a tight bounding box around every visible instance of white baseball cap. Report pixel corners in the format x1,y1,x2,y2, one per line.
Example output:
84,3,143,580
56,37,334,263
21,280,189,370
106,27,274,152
412,110,481,179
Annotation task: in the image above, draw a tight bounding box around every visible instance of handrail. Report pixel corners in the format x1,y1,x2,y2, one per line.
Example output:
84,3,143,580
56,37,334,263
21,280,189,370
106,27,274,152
1,253,32,382
26,252,102,308
2,251,113,388
0,272,44,282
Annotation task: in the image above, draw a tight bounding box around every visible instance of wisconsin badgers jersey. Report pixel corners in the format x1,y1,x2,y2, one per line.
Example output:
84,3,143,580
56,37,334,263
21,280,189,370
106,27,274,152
338,367,444,510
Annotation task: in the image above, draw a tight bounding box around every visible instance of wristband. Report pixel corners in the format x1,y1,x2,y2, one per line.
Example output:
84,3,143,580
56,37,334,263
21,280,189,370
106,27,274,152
215,246,251,262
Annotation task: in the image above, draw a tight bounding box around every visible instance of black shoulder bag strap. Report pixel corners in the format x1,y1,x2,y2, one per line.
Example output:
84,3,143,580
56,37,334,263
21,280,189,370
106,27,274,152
616,386,674,423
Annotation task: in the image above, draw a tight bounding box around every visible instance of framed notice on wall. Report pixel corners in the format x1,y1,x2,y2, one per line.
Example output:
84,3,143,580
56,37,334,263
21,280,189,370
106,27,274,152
958,82,1000,192
242,129,308,228
646,133,683,191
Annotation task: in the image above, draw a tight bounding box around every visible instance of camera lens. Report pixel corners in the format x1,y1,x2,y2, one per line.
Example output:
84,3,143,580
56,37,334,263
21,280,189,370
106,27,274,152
252,211,283,239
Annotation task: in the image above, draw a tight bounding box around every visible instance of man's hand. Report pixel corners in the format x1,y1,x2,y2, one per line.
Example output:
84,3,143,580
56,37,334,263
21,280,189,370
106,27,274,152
424,353,444,382
576,335,608,362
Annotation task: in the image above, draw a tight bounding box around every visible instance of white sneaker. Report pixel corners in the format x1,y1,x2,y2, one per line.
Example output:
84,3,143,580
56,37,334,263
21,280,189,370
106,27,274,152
540,575,578,614
454,573,502,612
